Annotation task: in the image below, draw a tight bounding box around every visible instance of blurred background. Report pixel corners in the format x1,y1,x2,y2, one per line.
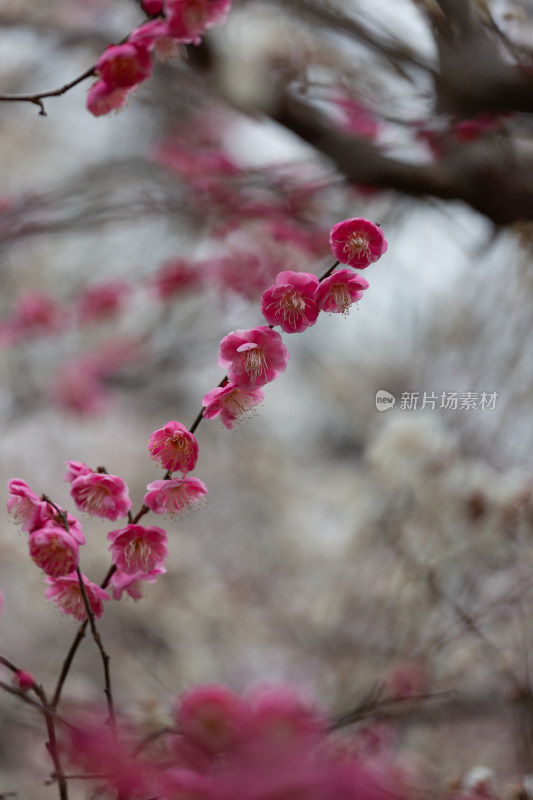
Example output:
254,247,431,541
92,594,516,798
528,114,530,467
2,0,533,795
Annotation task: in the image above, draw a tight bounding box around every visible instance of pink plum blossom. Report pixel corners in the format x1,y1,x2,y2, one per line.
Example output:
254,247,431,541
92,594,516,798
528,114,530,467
218,326,289,389
110,567,166,600
316,269,369,315
164,0,232,44
144,477,208,516
151,258,200,299
329,217,387,269
87,81,130,117
260,270,319,333
107,524,168,574
7,479,44,532
70,472,132,521
45,573,109,621
96,43,153,89
201,382,264,429
148,420,199,475
29,525,80,578
176,684,251,754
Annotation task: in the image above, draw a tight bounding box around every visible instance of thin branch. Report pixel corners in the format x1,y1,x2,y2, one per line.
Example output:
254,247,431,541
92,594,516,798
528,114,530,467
0,66,96,116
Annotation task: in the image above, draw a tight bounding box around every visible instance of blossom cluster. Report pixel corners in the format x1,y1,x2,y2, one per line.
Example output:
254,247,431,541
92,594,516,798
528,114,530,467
87,0,232,116
63,683,405,800
201,217,387,428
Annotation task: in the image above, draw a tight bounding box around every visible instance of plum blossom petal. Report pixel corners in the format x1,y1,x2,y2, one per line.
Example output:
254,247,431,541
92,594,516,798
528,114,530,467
45,573,109,621
107,524,168,574
29,525,80,578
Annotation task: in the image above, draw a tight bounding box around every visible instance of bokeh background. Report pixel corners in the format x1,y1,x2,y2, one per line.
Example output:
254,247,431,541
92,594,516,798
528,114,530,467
2,0,533,796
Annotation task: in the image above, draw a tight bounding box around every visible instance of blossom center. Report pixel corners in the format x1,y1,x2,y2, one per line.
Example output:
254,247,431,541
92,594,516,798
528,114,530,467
244,346,267,382
344,232,370,260
331,284,352,315
124,538,151,571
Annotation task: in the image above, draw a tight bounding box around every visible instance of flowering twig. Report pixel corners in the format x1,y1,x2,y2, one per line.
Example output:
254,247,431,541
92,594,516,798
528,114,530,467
0,67,96,116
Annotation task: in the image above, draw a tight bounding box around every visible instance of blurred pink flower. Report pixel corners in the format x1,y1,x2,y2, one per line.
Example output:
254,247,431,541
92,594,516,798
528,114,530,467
110,566,166,600
144,477,208,516
247,685,326,743
151,258,201,299
11,290,63,339
218,326,289,389
164,0,232,44
261,270,319,333
96,43,153,89
50,358,111,416
87,81,130,117
14,670,36,691
332,94,380,139
70,472,132,520
29,525,80,578
329,218,387,269
142,0,163,13
45,573,109,621
76,280,129,324
176,684,251,754
316,269,369,315
108,523,168,574
148,420,199,475
201,382,264,429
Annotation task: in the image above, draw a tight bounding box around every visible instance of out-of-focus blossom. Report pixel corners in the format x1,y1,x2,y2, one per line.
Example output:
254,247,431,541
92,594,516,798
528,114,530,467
176,684,251,754
96,43,153,89
316,269,369,315
110,566,166,600
29,525,80,578
329,218,387,269
331,94,381,139
108,524,168,574
144,477,208,516
201,382,264,429
50,358,111,416
164,0,232,44
11,290,63,339
70,472,132,521
76,280,129,324
218,327,289,389
45,573,109,621
151,258,201,299
261,271,319,333
14,670,36,691
148,421,199,475
86,81,130,117
142,0,164,16
247,684,326,743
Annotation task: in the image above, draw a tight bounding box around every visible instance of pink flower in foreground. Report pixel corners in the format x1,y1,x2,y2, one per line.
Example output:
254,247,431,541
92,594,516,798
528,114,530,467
218,326,289,389
29,525,80,578
261,271,319,333
45,573,109,621
158,769,212,800
7,479,43,532
142,0,164,14
144,477,207,516
96,43,153,89
164,0,232,44
202,382,264,429
329,217,387,269
110,567,166,600
176,684,251,754
70,472,132,521
87,81,130,117
316,269,369,315
108,524,168,574
148,420,199,475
